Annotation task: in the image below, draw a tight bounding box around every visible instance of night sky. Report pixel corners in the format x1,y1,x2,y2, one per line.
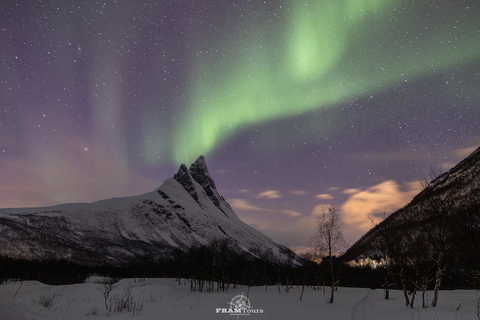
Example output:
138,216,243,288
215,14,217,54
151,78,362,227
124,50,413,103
1,0,479,251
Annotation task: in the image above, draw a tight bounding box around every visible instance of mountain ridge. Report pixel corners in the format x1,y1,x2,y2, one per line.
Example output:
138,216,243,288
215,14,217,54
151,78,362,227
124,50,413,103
0,156,302,268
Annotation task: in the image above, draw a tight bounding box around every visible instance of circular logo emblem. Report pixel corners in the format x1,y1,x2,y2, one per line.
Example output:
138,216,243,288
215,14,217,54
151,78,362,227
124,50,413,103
229,294,251,310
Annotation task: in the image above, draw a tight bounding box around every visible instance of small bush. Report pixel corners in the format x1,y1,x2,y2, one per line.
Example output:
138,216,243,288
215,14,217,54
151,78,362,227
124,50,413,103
38,291,61,310
97,277,117,310
109,286,144,316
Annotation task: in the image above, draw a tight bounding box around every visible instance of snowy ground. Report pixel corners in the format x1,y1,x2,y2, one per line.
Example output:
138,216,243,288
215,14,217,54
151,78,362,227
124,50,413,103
0,277,479,320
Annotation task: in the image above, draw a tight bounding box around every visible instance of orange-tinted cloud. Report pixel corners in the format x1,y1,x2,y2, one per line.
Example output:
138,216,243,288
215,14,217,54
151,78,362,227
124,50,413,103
230,199,301,218
311,204,332,217
440,145,479,170
440,162,457,170
257,190,282,199
341,180,422,231
281,209,302,217
315,194,332,200
454,145,477,158
342,188,361,194
230,198,273,212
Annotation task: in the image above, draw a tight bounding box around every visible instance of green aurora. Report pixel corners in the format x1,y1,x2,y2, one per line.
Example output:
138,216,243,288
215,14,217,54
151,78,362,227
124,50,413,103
145,0,479,164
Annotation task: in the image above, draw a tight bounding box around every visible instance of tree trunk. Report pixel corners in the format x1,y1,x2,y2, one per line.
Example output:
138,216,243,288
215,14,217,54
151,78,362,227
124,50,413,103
401,277,410,306
330,283,334,303
432,265,443,307
410,291,416,309
422,289,427,308
323,276,326,295
329,258,335,303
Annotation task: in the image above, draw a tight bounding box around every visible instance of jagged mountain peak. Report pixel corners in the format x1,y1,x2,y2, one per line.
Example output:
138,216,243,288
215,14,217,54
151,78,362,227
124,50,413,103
174,163,190,179
173,156,227,215
173,156,213,187
173,162,200,203
189,155,217,191
190,155,208,172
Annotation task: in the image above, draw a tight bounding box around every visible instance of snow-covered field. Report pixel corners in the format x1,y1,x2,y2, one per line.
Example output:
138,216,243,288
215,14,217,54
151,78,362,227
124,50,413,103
0,277,479,320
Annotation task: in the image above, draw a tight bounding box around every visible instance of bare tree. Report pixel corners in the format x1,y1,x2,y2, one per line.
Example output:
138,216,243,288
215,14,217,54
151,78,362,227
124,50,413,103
368,210,395,300
368,209,413,305
420,166,444,189
420,193,456,308
311,205,345,303
97,278,117,311
459,192,480,289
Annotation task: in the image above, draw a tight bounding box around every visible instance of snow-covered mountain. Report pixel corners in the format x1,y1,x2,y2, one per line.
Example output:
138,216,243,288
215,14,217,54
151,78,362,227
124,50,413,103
0,156,301,268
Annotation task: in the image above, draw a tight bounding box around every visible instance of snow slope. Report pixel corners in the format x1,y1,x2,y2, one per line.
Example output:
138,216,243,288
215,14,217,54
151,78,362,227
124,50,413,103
0,156,301,267
0,278,478,320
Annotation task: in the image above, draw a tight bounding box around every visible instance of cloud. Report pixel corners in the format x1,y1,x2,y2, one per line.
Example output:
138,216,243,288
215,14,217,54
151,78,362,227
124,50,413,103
341,180,422,231
229,199,272,212
454,145,477,158
289,246,314,256
342,188,361,194
230,199,301,217
230,179,424,248
311,204,333,217
315,194,332,200
440,145,479,170
327,187,340,192
440,162,457,170
257,190,282,199
281,209,302,218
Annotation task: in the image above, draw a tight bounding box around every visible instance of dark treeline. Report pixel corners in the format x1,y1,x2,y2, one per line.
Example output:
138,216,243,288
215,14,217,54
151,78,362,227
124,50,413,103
0,239,318,288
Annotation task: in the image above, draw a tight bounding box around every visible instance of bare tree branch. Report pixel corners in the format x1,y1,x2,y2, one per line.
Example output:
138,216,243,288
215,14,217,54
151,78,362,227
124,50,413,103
310,205,345,303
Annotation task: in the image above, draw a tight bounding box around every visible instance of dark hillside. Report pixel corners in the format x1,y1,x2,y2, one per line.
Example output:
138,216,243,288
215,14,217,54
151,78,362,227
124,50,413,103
342,146,480,294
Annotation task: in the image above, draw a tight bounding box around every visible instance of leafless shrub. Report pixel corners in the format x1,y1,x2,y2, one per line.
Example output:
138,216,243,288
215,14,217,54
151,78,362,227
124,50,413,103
109,285,144,316
38,291,62,310
97,277,117,310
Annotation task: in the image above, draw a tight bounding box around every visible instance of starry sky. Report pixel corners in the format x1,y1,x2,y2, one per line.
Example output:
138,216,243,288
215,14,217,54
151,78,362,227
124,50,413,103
1,0,479,251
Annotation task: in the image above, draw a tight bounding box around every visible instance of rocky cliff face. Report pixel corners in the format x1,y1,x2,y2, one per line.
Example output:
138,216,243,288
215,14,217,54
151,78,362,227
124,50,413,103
0,156,301,267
